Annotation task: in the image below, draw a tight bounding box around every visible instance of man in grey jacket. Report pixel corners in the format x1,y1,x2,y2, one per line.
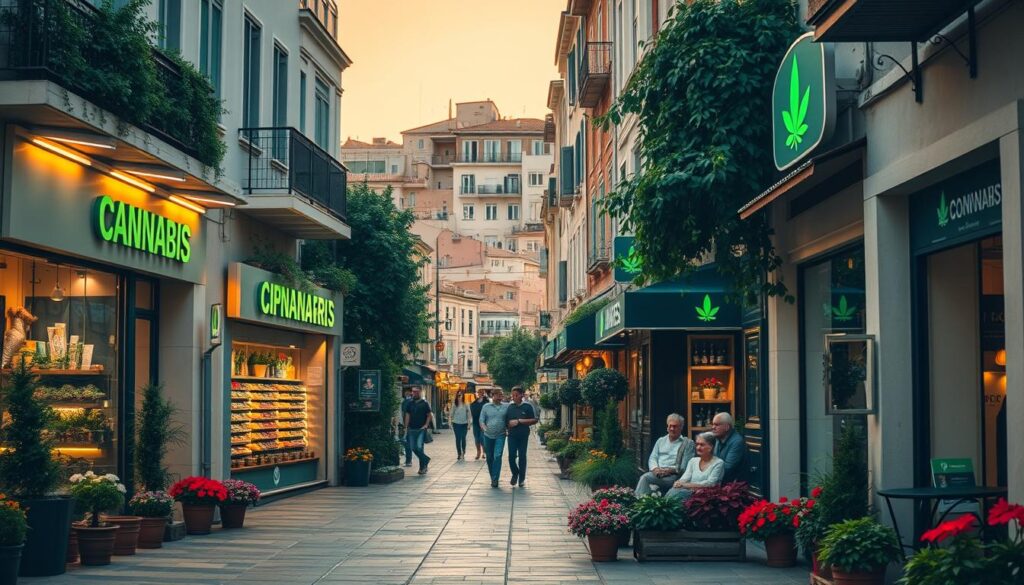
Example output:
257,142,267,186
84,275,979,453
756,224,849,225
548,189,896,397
634,414,695,495
711,412,748,483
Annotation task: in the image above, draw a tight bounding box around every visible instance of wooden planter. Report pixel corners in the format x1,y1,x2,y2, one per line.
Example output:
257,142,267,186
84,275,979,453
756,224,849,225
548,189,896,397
633,529,745,562
370,469,405,484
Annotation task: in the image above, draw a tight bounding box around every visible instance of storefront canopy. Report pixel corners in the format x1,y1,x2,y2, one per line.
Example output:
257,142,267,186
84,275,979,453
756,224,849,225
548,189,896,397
595,267,743,344
547,309,622,365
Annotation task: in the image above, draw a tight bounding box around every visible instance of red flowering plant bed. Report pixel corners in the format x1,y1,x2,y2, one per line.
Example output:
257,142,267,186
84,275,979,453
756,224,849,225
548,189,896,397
738,494,814,541
683,481,755,531
567,498,632,538
898,498,1024,585
168,476,228,505
222,479,261,506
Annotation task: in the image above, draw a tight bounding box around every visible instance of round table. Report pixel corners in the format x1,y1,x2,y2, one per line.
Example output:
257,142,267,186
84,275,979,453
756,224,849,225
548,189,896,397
877,485,1008,556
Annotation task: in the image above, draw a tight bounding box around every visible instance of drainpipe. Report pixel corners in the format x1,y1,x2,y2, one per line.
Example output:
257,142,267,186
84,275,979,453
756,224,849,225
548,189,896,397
200,339,222,478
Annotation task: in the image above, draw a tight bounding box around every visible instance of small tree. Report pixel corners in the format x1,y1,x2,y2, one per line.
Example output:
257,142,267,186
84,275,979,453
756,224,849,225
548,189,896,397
581,368,628,408
478,327,543,391
558,379,582,407
598,398,624,456
817,421,869,526
0,366,60,497
135,383,185,491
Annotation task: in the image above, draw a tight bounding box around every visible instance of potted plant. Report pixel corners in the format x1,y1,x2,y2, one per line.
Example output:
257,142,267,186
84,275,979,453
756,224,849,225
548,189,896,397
0,494,28,585
591,487,637,547
99,507,142,556
818,517,900,585
630,494,685,561
897,498,1024,585
663,481,757,562
126,491,173,549
557,379,582,409
168,477,227,535
569,449,639,491
369,465,405,484
68,472,125,566
0,367,73,577
251,353,270,378
136,383,185,493
220,479,260,529
344,447,374,487
233,349,247,377
738,496,812,567
795,486,831,577
698,377,725,400
545,436,568,454
556,438,590,479
568,498,631,562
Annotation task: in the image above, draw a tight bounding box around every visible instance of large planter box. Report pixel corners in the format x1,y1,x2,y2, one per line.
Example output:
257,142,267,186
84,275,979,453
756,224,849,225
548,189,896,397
370,468,405,484
633,529,745,562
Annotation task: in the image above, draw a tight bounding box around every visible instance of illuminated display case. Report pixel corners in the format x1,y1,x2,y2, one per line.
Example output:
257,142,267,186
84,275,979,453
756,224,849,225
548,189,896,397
686,334,736,439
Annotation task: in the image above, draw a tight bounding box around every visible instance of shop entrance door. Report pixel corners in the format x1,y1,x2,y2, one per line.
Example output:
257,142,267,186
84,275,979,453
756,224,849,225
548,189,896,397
743,327,767,496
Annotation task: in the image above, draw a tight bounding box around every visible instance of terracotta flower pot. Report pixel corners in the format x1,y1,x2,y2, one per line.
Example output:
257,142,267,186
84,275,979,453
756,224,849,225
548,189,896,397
73,525,118,567
0,544,24,585
812,547,833,578
832,566,886,585
181,504,216,535
702,388,719,400
252,364,268,378
66,526,79,564
219,504,248,529
101,516,142,555
587,533,619,562
136,517,167,549
763,532,797,567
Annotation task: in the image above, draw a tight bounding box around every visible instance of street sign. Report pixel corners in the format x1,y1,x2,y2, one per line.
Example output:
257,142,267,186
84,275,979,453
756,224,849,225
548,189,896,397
772,32,836,171
613,236,642,283
341,343,361,367
209,303,222,346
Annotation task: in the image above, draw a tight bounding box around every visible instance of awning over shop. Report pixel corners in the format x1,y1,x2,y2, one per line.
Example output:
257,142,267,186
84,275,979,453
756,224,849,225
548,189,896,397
403,363,436,386
595,267,743,344
739,138,865,220
548,310,622,364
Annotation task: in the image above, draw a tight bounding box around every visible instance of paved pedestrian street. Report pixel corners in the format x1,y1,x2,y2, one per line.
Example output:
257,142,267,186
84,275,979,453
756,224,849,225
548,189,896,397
23,433,807,585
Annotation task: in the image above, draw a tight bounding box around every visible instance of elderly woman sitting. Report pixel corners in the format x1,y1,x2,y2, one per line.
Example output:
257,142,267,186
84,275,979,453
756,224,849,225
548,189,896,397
665,432,724,500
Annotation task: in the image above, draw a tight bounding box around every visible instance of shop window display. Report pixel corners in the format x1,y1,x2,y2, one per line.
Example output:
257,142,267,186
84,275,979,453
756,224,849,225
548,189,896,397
0,252,120,478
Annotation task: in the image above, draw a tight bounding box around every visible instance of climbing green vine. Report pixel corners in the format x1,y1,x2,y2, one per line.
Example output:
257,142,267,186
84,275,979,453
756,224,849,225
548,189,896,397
597,0,800,303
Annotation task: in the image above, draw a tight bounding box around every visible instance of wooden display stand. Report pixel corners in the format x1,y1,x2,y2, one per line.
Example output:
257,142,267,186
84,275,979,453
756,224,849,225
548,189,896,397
686,334,736,439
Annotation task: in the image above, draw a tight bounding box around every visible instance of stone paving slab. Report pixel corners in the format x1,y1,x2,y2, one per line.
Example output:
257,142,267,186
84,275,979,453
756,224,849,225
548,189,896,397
22,430,811,585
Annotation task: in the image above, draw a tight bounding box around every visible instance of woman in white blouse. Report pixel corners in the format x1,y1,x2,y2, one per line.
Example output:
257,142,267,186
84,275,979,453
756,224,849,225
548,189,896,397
666,432,724,500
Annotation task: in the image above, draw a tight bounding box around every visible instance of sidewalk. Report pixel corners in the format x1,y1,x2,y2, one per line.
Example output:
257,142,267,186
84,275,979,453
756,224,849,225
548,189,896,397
22,432,809,585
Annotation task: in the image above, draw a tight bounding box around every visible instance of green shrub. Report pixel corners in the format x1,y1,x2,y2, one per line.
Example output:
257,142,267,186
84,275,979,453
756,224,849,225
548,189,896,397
136,383,184,491
598,398,624,456
539,391,559,411
0,366,60,497
819,517,901,573
558,438,592,461
558,379,582,406
69,472,126,527
570,450,639,490
582,368,628,407
818,422,869,526
0,496,28,546
630,494,685,532
546,437,568,453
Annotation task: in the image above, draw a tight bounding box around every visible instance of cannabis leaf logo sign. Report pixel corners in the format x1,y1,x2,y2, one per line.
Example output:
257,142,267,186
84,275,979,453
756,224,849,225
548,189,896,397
831,295,856,322
782,55,810,150
695,294,720,322
937,192,950,227
619,245,642,274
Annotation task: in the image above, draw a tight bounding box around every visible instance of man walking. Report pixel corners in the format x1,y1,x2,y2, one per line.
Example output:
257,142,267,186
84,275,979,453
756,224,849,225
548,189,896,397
470,387,488,460
404,386,433,474
479,388,509,487
505,386,538,487
400,389,413,467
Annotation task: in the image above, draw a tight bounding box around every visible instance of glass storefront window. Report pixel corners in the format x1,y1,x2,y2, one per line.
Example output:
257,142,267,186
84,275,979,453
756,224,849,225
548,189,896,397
0,250,120,479
800,246,866,480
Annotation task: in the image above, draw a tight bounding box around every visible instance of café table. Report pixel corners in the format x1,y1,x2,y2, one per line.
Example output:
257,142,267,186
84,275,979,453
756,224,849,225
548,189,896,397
877,485,1008,558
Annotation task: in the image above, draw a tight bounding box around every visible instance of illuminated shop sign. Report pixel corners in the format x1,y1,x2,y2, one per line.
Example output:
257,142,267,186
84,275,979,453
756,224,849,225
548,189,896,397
93,195,193,263
227,263,342,335
258,282,336,328
910,159,1002,253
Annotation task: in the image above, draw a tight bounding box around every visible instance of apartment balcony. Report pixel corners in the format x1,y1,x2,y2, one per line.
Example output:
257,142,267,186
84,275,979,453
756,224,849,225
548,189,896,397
586,244,612,274
511,223,544,234
457,152,523,164
476,184,521,195
348,172,425,186
429,154,457,166
578,42,612,108
540,311,553,331
240,127,350,239
298,0,351,70
569,0,594,16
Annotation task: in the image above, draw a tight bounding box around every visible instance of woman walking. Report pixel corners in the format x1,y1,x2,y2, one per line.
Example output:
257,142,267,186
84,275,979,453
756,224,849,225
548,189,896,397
451,392,472,460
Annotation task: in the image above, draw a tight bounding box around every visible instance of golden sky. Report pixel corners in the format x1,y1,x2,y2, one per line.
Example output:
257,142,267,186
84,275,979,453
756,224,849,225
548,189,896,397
338,0,563,143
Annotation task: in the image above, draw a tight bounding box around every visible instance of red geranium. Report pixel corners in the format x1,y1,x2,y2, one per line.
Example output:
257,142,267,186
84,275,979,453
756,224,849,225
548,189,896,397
920,514,977,543
739,496,815,542
987,498,1024,527
169,476,228,505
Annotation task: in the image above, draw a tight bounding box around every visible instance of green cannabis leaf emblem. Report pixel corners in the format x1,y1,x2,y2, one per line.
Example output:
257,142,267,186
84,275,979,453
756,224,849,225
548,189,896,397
937,192,950,227
831,295,856,322
695,294,720,322
619,245,642,274
782,55,810,150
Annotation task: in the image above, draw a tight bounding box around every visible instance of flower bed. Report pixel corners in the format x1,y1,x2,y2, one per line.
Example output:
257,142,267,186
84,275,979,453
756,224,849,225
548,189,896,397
632,483,753,562
369,465,405,484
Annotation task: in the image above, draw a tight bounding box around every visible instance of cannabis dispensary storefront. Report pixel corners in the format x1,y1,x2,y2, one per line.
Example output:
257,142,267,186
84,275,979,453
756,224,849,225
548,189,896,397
910,159,1007,489
0,127,206,488
225,262,342,494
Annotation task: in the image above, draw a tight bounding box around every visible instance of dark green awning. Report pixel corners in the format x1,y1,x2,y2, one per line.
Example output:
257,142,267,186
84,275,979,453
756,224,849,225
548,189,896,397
595,267,742,343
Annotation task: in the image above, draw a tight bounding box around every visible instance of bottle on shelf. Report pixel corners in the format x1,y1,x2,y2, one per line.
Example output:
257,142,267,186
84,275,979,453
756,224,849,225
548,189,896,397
700,344,709,365
692,345,700,365
717,344,726,365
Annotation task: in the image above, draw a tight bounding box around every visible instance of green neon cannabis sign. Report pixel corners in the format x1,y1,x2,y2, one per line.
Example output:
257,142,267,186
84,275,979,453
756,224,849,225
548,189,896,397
259,281,336,328
93,195,193,263
614,236,642,283
830,295,857,322
772,32,835,171
695,294,720,322
937,192,950,227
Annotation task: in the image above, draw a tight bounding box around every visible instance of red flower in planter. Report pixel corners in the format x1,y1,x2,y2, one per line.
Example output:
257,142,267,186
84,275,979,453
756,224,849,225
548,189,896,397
811,486,823,498
988,498,1024,527
921,514,976,543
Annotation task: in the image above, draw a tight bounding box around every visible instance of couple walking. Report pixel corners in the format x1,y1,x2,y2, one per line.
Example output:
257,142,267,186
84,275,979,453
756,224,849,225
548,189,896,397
451,386,537,487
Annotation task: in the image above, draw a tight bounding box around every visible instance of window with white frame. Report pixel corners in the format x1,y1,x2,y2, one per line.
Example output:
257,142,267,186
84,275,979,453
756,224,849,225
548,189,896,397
485,204,498,220
460,174,475,194
347,161,386,173
532,140,544,155
158,0,181,51
485,236,499,248
484,140,500,162
463,204,475,219
505,291,515,301
314,77,331,151
461,309,465,335
462,140,478,162
528,172,544,186
507,140,522,162
418,139,424,149
506,240,516,251
507,204,519,220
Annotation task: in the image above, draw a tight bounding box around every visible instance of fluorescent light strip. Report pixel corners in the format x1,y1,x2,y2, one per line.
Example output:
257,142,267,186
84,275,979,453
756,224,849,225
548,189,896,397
168,194,207,215
182,194,236,207
126,169,187,182
109,170,156,193
46,136,117,150
30,138,92,166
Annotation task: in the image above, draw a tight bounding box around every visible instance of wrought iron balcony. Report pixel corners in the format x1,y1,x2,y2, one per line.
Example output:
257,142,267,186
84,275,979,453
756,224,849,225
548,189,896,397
457,152,523,164
578,42,612,108
477,184,521,195
429,154,457,165
587,244,612,273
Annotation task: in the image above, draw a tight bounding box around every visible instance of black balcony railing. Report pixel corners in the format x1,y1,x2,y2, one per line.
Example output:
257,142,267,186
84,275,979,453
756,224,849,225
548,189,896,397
457,152,523,163
587,243,612,272
579,41,612,108
430,154,456,165
241,127,347,220
0,0,217,165
477,184,521,195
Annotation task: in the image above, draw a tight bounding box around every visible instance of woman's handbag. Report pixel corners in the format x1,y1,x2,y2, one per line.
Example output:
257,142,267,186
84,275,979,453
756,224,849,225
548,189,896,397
424,431,434,444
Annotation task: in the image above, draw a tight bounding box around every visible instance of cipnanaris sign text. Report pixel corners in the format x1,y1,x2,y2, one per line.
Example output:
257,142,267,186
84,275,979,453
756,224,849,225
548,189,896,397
258,282,336,328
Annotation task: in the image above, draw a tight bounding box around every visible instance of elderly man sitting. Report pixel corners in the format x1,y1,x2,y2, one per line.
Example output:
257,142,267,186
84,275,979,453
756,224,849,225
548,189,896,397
711,412,748,484
635,413,695,496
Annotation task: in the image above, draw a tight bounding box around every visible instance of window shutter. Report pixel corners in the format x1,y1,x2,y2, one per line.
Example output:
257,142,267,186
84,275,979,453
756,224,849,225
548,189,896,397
559,146,574,195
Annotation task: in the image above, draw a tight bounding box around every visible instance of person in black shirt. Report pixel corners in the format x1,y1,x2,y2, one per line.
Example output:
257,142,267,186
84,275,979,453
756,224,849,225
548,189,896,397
404,386,433,474
400,389,413,467
469,387,488,460
505,386,538,487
